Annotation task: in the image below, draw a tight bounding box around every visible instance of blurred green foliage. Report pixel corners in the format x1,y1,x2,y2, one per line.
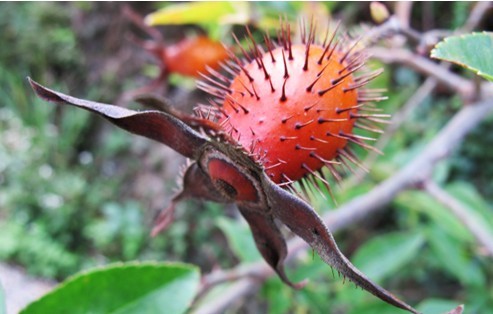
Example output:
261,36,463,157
1,2,493,314
0,2,230,281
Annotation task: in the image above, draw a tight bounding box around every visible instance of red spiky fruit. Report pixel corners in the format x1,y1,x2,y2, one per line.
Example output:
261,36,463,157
224,45,357,184
200,22,385,186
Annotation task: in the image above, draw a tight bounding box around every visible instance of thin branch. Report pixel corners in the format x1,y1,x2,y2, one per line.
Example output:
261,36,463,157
360,16,417,46
461,2,492,32
364,2,490,54
325,97,493,230
349,1,492,184
193,277,262,314
394,2,413,28
368,47,474,98
374,77,438,153
424,181,493,258
200,263,268,291
122,5,163,42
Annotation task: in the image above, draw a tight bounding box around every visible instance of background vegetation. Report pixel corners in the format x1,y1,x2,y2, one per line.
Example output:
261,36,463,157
0,2,492,313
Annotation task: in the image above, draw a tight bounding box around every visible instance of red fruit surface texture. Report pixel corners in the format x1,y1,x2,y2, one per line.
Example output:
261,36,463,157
219,45,358,183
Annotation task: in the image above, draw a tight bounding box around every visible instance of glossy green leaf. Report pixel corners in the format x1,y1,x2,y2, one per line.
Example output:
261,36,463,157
21,262,199,314
431,32,493,81
352,231,425,283
145,2,249,26
216,217,262,262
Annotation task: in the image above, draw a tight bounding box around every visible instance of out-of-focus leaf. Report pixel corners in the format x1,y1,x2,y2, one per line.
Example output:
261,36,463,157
216,217,262,262
145,2,249,26
352,231,425,283
21,262,199,314
432,160,451,184
0,221,21,259
291,280,332,313
426,226,485,288
262,278,294,314
452,2,470,29
337,181,373,204
446,181,493,229
431,32,493,81
84,202,145,260
395,191,473,243
467,291,493,314
291,256,328,283
417,299,463,314
335,282,368,310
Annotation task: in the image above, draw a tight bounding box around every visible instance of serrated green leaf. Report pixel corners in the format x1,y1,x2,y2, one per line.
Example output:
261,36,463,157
145,2,249,26
21,262,199,314
352,231,425,283
216,217,261,262
431,32,493,81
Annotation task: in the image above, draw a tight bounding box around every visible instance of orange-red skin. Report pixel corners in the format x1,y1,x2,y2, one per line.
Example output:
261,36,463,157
221,45,358,183
162,36,229,78
207,158,258,202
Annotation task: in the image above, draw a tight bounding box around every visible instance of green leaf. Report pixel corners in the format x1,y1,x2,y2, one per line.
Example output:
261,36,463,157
262,278,294,314
21,262,199,314
395,191,473,243
145,2,249,26
431,32,493,81
216,217,262,262
352,231,425,283
425,226,485,288
446,181,493,230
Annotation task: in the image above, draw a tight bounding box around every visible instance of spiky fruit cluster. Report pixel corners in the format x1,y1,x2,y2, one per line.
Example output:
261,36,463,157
199,21,386,187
